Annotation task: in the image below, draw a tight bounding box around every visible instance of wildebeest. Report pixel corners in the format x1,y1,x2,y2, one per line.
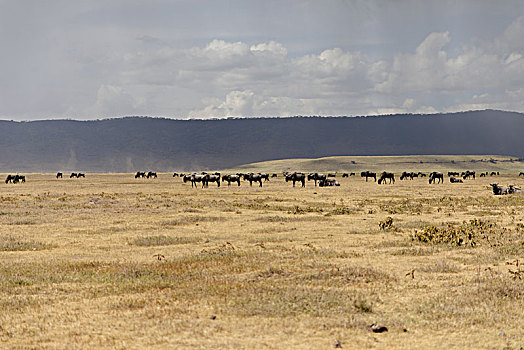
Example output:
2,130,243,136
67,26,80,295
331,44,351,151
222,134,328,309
204,173,221,187
508,185,524,194
400,171,414,180
350,172,356,176
172,173,180,177
418,172,427,177
271,173,278,178
146,171,157,179
429,172,444,184
307,173,326,187
378,172,395,184
520,172,524,177
14,175,25,183
448,171,460,177
328,172,337,178
285,172,306,187
260,173,270,182
243,173,263,187
449,177,463,183
56,172,63,179
135,171,146,178
490,183,508,195
5,174,25,184
342,173,348,178
462,171,475,180
69,172,85,178
361,171,377,182
480,173,486,177
189,173,207,188
222,174,241,186
319,178,340,187
182,174,193,184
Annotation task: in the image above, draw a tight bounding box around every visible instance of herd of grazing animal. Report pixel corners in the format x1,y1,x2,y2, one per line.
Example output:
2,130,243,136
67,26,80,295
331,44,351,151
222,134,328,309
3,168,524,196
5,174,25,184
70,172,86,178
135,171,157,178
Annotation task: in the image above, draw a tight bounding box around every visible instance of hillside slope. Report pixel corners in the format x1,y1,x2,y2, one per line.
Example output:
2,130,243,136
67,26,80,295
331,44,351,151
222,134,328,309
0,110,523,172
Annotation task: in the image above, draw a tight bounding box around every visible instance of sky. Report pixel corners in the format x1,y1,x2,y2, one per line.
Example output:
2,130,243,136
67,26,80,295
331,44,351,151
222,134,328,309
1,0,524,120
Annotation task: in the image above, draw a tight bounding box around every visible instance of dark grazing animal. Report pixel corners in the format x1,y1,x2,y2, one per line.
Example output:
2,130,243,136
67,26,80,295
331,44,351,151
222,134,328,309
271,173,278,178
69,172,85,178
490,183,508,195
172,173,179,177
519,172,524,177
462,171,475,180
6,174,23,184
135,171,146,178
319,178,340,187
508,185,524,194
307,173,326,187
328,172,337,178
400,171,414,180
449,177,463,183
361,171,377,182
243,173,263,187
342,173,348,178
204,173,221,187
6,174,25,184
259,173,270,182
285,172,306,187
56,172,63,179
378,172,395,184
190,173,207,188
429,172,444,184
222,174,241,186
146,171,157,179
448,171,460,177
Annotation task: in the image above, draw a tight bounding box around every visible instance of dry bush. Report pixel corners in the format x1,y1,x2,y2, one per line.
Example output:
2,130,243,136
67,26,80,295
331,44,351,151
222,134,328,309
412,219,516,247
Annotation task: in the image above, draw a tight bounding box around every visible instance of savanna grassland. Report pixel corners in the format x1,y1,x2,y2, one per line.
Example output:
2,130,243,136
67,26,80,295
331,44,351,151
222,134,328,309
1,156,524,349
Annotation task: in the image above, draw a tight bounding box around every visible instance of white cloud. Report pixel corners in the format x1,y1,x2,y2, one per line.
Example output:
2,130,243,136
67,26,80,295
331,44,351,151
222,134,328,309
88,85,143,117
189,90,256,118
3,4,524,120
82,19,524,118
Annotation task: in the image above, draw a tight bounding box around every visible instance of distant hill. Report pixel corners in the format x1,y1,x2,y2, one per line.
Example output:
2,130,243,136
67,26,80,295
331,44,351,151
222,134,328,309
226,155,524,173
1,109,523,172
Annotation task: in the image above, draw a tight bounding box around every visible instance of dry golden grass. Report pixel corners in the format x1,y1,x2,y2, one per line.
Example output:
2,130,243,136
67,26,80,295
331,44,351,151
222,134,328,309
1,158,524,349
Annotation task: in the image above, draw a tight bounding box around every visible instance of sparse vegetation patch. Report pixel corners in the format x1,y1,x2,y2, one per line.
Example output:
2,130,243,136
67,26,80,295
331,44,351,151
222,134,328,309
130,235,200,247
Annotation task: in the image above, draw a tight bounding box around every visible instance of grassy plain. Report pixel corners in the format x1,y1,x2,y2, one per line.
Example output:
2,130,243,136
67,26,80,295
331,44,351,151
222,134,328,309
1,155,524,349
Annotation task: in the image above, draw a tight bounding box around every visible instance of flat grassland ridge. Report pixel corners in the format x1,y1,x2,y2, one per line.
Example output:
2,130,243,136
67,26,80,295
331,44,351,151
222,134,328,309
1,158,524,349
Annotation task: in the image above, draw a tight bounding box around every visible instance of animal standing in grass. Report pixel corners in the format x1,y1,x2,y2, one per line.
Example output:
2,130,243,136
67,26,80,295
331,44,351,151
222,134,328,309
222,174,241,186
361,171,377,182
285,172,306,187
378,172,395,184
307,173,326,187
429,172,444,184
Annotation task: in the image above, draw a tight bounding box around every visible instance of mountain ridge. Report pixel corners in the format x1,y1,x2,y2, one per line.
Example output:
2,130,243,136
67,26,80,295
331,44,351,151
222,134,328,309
1,109,523,172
